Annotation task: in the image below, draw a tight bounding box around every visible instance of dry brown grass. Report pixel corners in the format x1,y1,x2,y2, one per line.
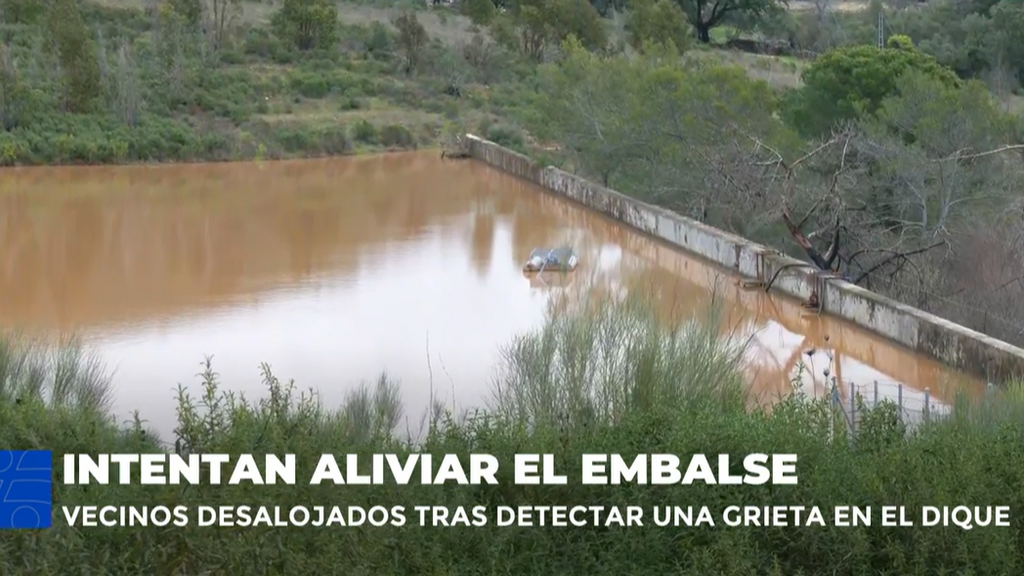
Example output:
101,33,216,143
688,49,807,90
337,4,480,45
96,0,480,45
94,0,276,21
999,94,1024,115
788,0,871,12
256,96,443,125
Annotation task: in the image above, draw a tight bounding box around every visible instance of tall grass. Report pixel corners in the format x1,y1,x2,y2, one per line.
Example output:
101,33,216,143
1,294,1023,575
0,333,112,413
490,294,748,429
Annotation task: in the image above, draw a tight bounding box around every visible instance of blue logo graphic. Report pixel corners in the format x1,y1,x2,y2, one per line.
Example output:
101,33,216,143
0,450,52,529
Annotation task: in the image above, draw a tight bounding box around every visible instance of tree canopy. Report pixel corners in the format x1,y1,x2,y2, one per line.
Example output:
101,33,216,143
625,0,692,54
785,43,961,137
672,0,786,43
535,38,793,227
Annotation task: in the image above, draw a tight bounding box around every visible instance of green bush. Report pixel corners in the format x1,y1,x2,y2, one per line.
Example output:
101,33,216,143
285,68,378,100
291,71,331,98
379,123,416,148
47,0,103,113
167,0,202,28
485,123,524,151
886,34,915,50
354,21,393,58
78,2,151,38
312,124,354,155
193,69,259,124
0,113,224,164
243,26,288,59
786,44,962,137
271,0,339,51
327,69,377,96
0,0,46,24
460,0,495,26
218,48,246,65
352,119,379,144
624,0,692,55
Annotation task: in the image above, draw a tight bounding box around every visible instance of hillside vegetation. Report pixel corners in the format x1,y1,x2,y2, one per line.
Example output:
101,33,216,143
2,0,1024,370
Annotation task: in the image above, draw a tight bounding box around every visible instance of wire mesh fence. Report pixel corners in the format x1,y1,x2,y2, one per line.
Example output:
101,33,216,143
828,380,950,434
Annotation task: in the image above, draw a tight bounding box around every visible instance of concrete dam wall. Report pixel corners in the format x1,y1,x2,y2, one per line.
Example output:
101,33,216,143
464,134,1024,383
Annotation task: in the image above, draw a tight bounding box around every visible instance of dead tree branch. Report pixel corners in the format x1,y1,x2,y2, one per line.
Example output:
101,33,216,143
850,241,946,285
781,204,841,271
934,144,1024,163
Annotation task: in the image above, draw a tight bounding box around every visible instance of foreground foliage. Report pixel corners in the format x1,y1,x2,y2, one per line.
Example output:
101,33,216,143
1,298,1022,575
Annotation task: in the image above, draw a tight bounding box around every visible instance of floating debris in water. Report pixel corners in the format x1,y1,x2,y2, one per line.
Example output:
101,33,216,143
524,247,579,273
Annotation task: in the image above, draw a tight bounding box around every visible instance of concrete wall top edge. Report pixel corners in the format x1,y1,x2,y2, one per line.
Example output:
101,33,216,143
759,251,818,272
544,165,765,248
833,278,1022,353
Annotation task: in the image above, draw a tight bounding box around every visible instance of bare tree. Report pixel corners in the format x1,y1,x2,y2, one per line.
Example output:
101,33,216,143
111,42,143,126
0,43,19,130
204,0,241,50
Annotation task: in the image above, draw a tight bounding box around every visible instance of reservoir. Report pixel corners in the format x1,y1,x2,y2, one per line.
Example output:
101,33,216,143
0,152,979,439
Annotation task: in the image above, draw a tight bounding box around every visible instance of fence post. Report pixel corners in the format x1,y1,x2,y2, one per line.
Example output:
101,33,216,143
898,383,904,422
873,381,879,406
924,388,930,423
828,381,838,444
849,382,857,433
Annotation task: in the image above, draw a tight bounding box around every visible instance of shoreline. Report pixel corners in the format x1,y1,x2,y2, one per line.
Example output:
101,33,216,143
0,144,439,170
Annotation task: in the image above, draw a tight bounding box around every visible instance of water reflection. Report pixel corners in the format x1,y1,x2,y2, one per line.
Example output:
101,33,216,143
531,187,975,389
0,153,977,438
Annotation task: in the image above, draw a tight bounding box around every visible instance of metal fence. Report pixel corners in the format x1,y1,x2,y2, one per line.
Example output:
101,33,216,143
828,380,948,434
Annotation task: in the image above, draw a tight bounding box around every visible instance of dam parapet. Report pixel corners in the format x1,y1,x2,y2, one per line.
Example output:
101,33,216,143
464,133,1024,383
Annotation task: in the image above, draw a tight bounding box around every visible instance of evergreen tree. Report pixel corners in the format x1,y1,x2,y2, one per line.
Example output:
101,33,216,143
47,0,101,113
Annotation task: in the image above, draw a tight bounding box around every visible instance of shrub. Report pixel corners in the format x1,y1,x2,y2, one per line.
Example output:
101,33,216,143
47,0,103,113
508,0,607,61
352,119,378,144
379,123,415,148
624,0,692,55
291,71,330,98
886,33,914,50
0,0,46,24
339,96,362,110
787,44,961,136
460,0,495,26
485,123,524,151
365,21,392,57
242,26,288,59
167,0,201,28
271,0,339,51
314,124,353,154
393,12,428,74
218,48,246,65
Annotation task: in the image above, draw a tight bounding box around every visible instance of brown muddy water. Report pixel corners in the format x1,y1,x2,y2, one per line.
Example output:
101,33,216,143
0,152,980,439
